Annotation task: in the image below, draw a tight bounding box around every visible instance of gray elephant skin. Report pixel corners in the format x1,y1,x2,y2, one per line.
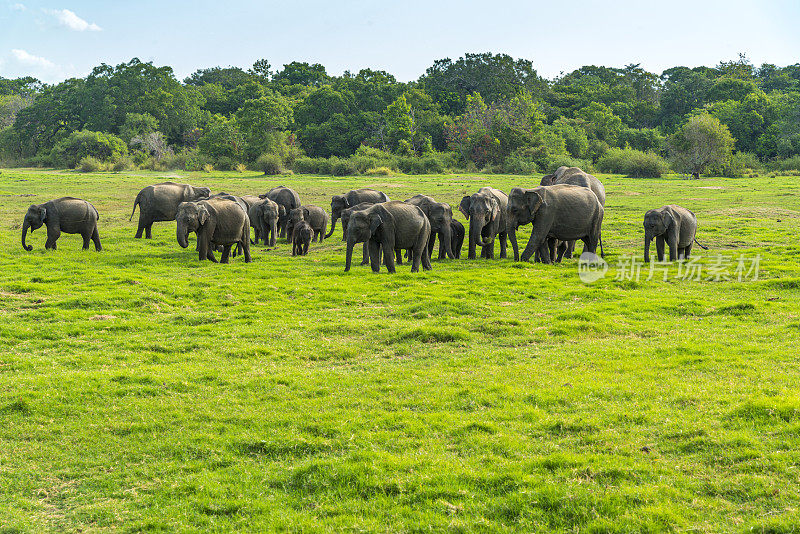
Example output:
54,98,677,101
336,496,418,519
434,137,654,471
22,197,101,251
345,201,431,273
405,194,455,259
130,182,210,238
644,205,707,262
176,198,251,263
450,220,465,259
259,186,300,238
458,187,509,260
242,196,279,246
341,202,376,266
286,206,329,242
507,184,604,263
292,220,313,256
327,189,390,239
540,166,606,259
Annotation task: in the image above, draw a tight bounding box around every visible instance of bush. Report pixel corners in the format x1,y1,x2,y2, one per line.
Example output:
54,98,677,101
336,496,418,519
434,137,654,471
365,166,393,176
331,158,357,176
770,156,800,172
503,150,540,174
160,151,189,171
111,157,134,172
597,148,669,177
540,154,595,174
51,130,128,168
202,163,214,173
215,156,236,171
78,156,103,173
184,150,210,172
256,154,283,175
292,156,318,174
314,158,332,175
235,163,247,173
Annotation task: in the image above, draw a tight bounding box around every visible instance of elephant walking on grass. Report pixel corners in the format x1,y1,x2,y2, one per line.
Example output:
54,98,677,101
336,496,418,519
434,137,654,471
286,206,329,243
22,197,101,251
327,189,390,239
176,199,251,263
242,196,280,246
130,182,210,238
292,221,313,256
644,205,707,262
459,187,509,260
405,194,455,260
260,186,300,239
507,185,604,264
345,201,431,273
341,202,376,266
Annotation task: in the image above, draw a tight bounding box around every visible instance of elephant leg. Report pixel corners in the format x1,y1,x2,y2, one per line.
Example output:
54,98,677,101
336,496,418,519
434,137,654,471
91,227,102,251
368,240,382,273
684,243,693,260
656,236,666,262
45,228,60,250
145,224,153,239
135,220,145,238
242,241,252,263
547,239,556,262
220,245,232,264
303,242,309,255
537,241,552,264
556,241,568,263
361,243,370,265
382,242,396,274
499,233,507,259
668,238,678,261
82,232,91,250
395,248,403,265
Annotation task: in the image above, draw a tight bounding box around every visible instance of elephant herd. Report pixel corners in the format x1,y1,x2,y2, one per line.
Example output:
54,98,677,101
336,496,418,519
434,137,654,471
20,167,708,270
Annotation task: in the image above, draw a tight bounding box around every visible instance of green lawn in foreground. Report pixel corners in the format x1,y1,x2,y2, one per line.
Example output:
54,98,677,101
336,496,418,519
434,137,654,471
0,168,799,533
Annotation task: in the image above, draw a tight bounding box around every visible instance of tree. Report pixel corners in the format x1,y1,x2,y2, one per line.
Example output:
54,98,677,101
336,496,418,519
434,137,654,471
236,93,293,159
668,114,735,178
184,66,254,89
198,115,245,162
249,59,272,82
272,62,330,87
120,112,158,143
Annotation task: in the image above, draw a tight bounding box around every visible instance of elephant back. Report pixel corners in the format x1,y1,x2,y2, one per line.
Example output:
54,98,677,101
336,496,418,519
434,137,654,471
552,167,606,207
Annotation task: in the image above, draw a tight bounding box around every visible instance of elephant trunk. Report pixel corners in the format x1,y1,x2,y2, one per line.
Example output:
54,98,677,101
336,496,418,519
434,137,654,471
270,220,277,247
508,224,519,261
471,217,492,247
177,225,189,248
440,223,454,259
325,215,338,239
345,237,356,272
21,220,32,251
644,230,652,263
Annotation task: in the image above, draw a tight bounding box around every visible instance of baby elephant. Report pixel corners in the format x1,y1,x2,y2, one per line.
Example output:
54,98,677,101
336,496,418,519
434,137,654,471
22,197,101,251
292,220,313,256
286,206,329,242
643,205,708,262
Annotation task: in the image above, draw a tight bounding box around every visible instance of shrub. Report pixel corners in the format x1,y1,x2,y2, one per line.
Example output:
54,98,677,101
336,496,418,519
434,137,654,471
215,156,236,171
235,163,247,173
184,150,210,172
51,130,128,168
770,156,800,172
365,166,393,176
314,158,332,175
597,148,669,177
292,156,318,174
111,157,134,172
160,151,189,171
256,154,283,175
78,156,103,173
540,154,595,174
202,163,214,173
331,158,357,176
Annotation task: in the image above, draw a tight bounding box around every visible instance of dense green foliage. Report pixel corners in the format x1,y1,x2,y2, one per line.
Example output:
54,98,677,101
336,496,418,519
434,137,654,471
1,169,799,531
2,53,800,175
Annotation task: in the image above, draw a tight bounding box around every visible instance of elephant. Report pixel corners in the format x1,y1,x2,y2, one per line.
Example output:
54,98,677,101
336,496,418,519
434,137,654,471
540,167,606,259
286,206,329,242
22,197,101,251
176,198,251,263
243,196,280,246
450,219,465,259
507,184,604,264
130,182,210,238
292,220,313,256
405,194,455,260
644,205,708,262
259,186,300,238
326,188,390,239
458,187,509,260
345,201,431,274
341,202,377,266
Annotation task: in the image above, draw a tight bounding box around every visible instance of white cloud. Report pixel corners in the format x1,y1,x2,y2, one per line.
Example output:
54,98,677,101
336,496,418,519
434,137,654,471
11,48,55,69
46,8,101,31
11,3,26,11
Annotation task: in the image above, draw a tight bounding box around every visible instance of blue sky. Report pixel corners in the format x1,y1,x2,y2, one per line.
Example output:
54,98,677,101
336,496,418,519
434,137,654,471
1,0,798,83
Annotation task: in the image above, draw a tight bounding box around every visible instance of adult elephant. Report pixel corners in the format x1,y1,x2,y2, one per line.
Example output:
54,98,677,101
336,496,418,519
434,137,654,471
345,201,431,274
405,194,455,260
458,187,509,260
22,197,101,251
130,182,210,238
242,196,280,246
341,202,376,266
326,188,390,239
644,205,707,262
507,185,604,264
286,206,329,242
259,186,300,238
540,167,606,259
176,198,251,263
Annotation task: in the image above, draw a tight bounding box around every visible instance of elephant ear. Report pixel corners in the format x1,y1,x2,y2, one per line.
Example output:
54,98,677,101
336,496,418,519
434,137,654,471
278,205,287,217
458,196,471,220
488,198,500,221
540,173,554,186
526,189,546,214
38,206,47,223
369,213,383,235
198,205,210,225
664,211,675,231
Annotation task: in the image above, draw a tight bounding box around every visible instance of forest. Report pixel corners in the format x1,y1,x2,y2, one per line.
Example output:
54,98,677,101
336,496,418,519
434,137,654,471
1,52,799,177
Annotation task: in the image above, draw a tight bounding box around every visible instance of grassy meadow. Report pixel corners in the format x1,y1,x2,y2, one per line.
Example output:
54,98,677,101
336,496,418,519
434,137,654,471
1,168,800,532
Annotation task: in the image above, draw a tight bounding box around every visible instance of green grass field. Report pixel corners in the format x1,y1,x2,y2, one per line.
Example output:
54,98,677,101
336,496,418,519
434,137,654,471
1,168,799,533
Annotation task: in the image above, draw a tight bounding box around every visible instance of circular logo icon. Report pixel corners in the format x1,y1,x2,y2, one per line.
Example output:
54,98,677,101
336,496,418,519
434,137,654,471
578,252,608,284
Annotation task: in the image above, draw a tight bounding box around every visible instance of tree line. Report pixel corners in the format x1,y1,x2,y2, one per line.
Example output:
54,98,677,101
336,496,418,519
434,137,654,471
1,52,799,177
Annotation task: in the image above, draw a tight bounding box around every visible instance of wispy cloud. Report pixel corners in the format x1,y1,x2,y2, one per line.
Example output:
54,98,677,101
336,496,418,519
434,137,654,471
11,3,26,11
46,8,101,31
11,48,55,69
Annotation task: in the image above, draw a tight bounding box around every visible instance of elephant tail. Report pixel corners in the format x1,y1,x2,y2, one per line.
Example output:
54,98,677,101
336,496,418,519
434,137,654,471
129,192,142,221
693,237,709,250
599,235,604,258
